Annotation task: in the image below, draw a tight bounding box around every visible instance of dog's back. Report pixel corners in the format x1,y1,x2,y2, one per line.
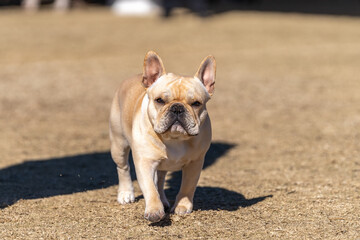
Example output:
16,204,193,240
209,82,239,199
110,74,145,143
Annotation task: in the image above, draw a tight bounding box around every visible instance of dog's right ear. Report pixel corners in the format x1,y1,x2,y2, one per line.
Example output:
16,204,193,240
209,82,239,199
142,51,166,88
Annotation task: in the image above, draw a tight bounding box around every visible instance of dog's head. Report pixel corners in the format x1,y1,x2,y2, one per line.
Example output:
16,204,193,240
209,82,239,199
142,51,216,139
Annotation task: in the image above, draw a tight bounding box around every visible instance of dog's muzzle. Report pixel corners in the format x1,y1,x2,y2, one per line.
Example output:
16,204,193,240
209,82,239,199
154,103,199,136
170,103,185,117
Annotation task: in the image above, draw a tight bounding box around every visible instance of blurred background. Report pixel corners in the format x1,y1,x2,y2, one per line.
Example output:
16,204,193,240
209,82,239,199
1,0,360,239
1,0,360,16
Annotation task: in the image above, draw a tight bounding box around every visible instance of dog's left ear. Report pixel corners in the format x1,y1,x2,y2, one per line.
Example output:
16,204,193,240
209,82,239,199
195,55,216,96
142,51,166,88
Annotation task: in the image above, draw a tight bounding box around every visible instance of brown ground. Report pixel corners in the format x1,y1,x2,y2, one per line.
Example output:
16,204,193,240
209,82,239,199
0,9,360,239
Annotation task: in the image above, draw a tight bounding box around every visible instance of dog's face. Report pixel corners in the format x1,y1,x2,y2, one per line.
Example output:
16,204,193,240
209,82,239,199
147,74,210,138
142,52,216,139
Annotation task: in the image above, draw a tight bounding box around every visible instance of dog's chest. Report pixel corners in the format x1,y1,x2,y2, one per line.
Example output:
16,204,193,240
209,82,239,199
157,141,192,171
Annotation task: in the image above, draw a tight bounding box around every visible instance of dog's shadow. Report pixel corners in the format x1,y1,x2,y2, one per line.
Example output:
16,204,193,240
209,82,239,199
0,142,272,221
150,143,272,226
163,142,272,210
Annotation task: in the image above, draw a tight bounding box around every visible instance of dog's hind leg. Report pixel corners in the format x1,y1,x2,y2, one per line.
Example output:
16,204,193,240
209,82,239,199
110,99,135,204
111,143,134,204
157,170,170,211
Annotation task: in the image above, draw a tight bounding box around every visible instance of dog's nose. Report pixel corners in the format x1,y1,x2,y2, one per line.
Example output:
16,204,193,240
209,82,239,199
170,103,185,115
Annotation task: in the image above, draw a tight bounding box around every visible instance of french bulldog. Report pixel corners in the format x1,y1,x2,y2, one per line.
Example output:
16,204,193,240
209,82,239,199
109,51,216,222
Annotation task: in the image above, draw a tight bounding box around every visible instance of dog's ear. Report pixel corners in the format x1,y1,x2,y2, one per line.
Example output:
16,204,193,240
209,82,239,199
195,55,216,96
142,51,166,88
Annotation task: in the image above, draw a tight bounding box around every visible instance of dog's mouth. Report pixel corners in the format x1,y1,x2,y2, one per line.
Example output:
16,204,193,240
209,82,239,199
164,119,199,136
168,120,187,135
154,109,199,137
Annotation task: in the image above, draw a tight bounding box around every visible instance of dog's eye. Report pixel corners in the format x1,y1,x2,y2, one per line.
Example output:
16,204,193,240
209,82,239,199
156,98,165,104
191,101,201,107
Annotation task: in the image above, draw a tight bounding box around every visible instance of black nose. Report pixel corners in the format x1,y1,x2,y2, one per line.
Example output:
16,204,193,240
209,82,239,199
170,103,185,115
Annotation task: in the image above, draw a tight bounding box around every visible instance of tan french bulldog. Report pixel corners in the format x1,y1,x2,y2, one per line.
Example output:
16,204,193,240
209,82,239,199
109,51,216,222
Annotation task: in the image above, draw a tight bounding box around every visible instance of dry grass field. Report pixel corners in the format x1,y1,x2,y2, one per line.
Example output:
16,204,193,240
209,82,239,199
0,8,360,239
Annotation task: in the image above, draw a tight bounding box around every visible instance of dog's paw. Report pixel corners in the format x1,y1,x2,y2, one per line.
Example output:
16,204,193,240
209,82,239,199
173,205,192,215
172,198,193,215
144,208,165,222
117,191,135,204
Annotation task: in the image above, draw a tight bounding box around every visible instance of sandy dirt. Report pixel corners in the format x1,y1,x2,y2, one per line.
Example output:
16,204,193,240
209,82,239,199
0,9,360,239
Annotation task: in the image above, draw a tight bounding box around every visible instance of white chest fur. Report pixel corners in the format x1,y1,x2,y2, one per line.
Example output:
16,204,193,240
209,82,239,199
157,140,192,171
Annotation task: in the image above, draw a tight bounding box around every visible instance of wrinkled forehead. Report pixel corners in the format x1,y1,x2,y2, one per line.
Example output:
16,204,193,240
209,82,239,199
148,73,210,100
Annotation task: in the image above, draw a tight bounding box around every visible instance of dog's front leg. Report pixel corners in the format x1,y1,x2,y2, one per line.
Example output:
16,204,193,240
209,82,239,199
172,157,205,215
134,158,165,222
